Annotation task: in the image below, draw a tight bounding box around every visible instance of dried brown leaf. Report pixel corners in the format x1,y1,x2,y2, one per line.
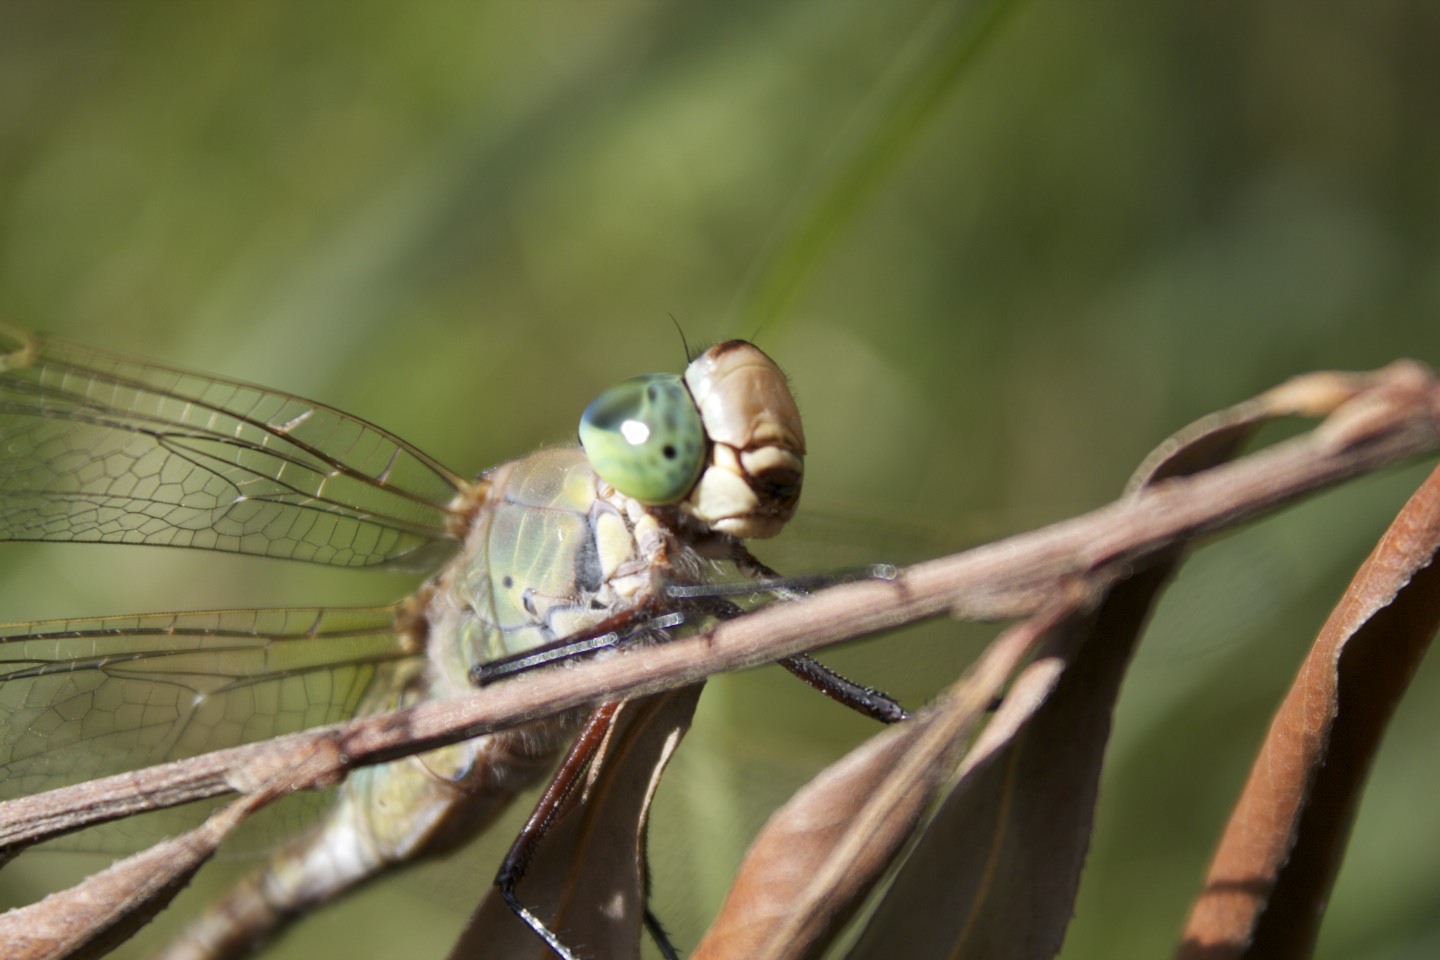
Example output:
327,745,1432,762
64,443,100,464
0,791,268,960
687,367,1421,960
451,687,702,960
1126,363,1429,492
847,563,1166,959
837,373,1294,959
1178,463,1440,960
692,597,1088,960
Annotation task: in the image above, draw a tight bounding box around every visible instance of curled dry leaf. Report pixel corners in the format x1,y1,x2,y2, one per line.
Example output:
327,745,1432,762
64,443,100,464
0,790,269,960
1178,463,1440,960
847,369,1438,959
692,597,1089,960
451,687,702,960
847,564,1174,960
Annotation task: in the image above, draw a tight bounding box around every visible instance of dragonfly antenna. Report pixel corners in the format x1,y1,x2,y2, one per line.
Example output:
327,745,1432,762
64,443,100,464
667,314,696,363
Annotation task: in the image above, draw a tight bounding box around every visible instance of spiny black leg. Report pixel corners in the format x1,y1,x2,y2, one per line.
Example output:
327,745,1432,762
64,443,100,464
664,563,898,604
494,698,693,959
643,908,681,960
494,703,620,960
730,546,910,724
640,815,682,960
472,602,674,686
496,888,583,960
777,652,910,724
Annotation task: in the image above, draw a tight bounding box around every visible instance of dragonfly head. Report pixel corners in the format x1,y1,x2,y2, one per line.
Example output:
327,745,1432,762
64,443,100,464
579,340,805,540
682,340,805,538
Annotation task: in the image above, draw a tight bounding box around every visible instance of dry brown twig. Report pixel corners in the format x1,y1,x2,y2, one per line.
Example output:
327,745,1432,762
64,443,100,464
2,358,1438,959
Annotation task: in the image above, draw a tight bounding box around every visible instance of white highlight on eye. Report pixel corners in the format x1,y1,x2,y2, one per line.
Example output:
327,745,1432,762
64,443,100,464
620,419,650,445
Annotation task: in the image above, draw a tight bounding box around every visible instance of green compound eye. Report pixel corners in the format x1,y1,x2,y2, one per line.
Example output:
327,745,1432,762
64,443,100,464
579,373,706,504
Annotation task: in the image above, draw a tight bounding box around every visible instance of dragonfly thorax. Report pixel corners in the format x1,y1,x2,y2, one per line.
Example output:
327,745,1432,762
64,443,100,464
426,448,692,695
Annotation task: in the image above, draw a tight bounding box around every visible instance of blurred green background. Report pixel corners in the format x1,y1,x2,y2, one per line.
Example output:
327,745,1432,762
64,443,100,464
1,1,1438,958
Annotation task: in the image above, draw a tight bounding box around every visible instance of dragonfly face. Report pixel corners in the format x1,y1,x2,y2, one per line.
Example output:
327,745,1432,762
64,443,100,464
0,324,809,958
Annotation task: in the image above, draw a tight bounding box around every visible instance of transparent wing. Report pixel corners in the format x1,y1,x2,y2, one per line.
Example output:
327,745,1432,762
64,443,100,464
0,605,418,802
0,322,468,569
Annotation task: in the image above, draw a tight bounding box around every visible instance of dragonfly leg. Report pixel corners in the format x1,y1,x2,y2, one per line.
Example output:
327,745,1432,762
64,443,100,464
730,545,911,724
495,701,618,960
776,652,910,723
495,698,684,959
472,602,670,686
638,807,683,960
643,907,682,960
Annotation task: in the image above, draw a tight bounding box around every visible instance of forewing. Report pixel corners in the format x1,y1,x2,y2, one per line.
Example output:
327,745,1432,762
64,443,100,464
0,322,466,569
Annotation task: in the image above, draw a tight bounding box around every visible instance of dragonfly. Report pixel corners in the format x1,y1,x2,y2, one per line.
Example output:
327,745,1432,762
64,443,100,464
0,323,906,959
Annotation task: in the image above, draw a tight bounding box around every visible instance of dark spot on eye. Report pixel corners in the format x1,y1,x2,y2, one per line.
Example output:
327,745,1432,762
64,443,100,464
647,384,659,401
662,444,677,460
502,575,513,588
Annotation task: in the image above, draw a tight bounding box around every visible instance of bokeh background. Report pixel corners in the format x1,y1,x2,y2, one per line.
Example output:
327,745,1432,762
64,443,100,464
1,1,1438,958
